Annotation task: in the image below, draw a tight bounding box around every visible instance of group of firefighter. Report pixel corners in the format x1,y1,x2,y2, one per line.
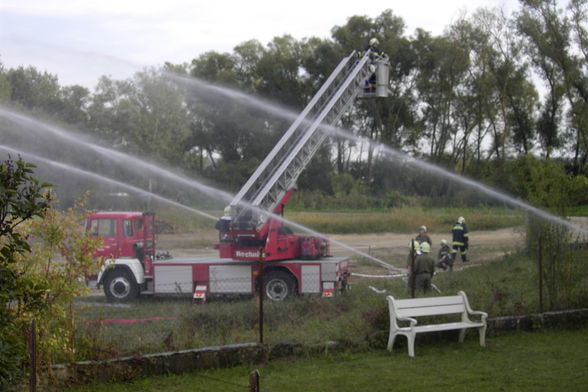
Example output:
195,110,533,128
407,217,469,294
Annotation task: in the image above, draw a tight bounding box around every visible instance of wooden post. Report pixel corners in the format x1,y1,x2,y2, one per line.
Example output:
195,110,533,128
29,319,36,392
258,247,264,345
249,369,260,392
538,232,544,313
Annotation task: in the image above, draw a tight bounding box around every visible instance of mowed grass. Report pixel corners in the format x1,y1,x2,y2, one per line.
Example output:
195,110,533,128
286,207,523,234
68,326,588,392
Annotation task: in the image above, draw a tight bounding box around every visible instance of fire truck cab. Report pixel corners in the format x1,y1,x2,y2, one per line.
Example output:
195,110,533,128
86,211,156,262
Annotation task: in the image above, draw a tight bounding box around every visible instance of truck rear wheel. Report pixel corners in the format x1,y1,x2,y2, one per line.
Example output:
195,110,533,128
264,271,296,301
104,269,139,302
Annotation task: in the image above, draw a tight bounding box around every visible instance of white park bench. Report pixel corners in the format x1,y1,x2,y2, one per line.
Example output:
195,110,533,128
386,291,487,357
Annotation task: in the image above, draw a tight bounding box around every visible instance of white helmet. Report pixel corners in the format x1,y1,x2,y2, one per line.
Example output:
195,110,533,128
458,216,465,224
419,225,427,232
420,242,431,253
369,38,380,47
224,206,231,216
440,239,448,246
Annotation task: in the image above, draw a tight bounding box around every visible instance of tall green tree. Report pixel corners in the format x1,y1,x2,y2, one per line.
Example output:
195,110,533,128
87,70,192,167
412,29,470,164
517,0,588,168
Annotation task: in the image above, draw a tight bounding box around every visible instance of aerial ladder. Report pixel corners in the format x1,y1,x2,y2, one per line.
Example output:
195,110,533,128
216,50,390,262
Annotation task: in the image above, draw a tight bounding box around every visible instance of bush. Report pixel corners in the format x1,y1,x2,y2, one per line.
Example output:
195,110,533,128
8,196,101,382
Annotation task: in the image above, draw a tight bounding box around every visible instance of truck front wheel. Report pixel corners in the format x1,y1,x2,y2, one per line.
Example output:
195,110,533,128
264,271,296,301
104,269,139,302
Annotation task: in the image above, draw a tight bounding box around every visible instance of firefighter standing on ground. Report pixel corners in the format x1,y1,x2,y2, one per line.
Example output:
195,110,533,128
414,242,435,294
451,216,469,263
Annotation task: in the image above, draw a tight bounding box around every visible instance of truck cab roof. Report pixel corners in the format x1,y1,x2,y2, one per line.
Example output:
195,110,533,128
88,211,153,219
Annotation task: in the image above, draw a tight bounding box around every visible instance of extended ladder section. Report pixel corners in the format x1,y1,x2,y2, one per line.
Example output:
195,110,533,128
231,51,389,225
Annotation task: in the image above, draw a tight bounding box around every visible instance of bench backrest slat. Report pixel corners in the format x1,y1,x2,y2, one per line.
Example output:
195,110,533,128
395,303,465,318
392,295,466,318
395,295,463,308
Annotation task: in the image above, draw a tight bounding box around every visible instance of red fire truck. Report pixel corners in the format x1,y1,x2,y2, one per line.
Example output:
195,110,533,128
91,50,389,302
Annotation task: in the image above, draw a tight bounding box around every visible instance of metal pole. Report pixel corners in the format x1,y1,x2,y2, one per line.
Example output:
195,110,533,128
29,319,36,392
258,247,264,344
147,179,152,211
538,232,544,313
410,242,416,298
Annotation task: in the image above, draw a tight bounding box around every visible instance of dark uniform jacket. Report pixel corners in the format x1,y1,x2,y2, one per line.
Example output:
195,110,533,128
452,222,469,247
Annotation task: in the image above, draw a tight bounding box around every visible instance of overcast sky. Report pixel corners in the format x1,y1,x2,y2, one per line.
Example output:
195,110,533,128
0,0,518,88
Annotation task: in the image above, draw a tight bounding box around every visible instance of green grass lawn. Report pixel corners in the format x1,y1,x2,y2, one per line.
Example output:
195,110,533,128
67,326,588,391
286,207,524,234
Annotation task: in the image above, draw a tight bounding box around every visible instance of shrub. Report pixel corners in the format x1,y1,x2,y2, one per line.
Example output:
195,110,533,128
10,196,101,378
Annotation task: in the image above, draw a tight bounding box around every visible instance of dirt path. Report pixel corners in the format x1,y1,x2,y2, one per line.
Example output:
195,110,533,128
329,227,524,255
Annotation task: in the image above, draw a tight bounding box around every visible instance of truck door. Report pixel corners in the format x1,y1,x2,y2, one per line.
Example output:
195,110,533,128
120,219,135,258
88,218,119,258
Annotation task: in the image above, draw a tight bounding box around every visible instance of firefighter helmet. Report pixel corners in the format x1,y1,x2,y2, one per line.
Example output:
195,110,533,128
458,216,465,224
441,239,448,246
419,225,427,232
224,206,231,216
420,242,431,253
369,38,380,47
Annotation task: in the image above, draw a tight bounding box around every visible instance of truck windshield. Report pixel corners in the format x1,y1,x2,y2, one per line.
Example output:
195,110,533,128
89,219,116,237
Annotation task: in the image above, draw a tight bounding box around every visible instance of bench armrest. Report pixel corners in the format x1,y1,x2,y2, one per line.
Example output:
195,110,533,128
397,316,418,327
459,291,488,323
468,310,488,322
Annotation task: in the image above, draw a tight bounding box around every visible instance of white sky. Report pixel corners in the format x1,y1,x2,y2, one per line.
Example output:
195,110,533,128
0,0,518,88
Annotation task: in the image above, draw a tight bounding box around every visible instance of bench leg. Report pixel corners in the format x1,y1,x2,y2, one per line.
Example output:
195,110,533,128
387,332,397,352
407,332,416,357
459,328,467,343
479,325,487,347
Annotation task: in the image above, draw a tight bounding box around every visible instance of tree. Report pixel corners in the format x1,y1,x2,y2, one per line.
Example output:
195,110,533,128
0,60,11,102
412,29,470,164
58,85,91,126
0,157,50,389
87,70,192,168
517,0,588,168
6,66,62,114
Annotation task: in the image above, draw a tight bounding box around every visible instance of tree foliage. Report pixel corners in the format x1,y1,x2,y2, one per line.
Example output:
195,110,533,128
1,4,588,209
